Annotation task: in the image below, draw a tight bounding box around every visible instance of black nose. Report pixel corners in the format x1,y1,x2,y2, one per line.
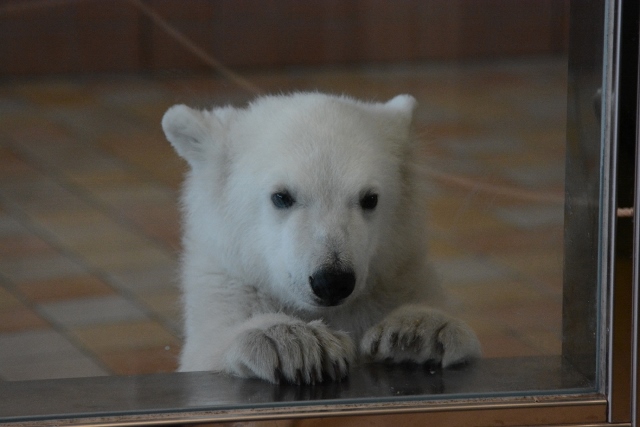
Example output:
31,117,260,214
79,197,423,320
309,267,355,306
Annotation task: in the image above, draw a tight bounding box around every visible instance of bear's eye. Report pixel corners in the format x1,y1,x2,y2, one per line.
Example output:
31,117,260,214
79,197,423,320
271,191,295,209
360,193,378,211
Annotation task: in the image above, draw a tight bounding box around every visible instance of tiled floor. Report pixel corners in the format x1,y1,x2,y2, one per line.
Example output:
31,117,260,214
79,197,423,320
0,58,567,380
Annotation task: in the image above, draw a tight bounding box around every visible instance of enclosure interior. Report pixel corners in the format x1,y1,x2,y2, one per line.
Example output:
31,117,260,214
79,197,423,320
0,1,604,416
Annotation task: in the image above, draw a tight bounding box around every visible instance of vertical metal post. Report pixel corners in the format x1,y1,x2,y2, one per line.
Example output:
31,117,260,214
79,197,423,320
607,0,639,423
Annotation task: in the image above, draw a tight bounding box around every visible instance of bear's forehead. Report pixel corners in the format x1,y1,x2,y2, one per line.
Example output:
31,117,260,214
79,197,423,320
225,95,403,192
239,98,390,152
236,112,392,172
231,131,397,200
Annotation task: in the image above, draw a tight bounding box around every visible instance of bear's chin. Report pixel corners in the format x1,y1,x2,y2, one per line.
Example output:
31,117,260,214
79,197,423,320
306,297,352,311
315,298,348,308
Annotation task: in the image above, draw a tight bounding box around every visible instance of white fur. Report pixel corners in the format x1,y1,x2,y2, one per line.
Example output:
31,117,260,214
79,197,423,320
162,92,481,384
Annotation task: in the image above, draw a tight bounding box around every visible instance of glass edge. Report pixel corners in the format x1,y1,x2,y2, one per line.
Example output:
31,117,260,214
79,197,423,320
602,0,621,404
0,395,608,427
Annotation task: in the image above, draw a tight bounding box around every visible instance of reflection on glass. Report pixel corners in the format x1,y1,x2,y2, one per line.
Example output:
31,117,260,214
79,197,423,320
0,0,603,408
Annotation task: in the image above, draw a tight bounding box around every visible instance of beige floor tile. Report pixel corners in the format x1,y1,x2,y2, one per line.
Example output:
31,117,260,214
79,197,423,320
80,245,175,271
138,291,182,330
0,306,49,332
0,180,90,215
476,333,544,358
518,329,562,355
493,252,564,283
446,280,545,310
428,238,466,258
455,225,564,255
0,253,87,282
0,147,37,178
99,133,185,188
30,208,114,228
434,257,512,285
429,198,508,233
71,320,179,352
118,204,181,250
65,169,147,190
99,345,180,375
493,300,562,331
44,222,147,253
16,275,115,303
37,295,149,327
0,287,22,309
91,183,175,207
454,299,562,358
0,234,54,258
0,328,109,380
106,264,179,294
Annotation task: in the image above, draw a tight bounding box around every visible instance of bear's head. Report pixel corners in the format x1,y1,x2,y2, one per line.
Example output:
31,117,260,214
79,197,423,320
162,93,421,313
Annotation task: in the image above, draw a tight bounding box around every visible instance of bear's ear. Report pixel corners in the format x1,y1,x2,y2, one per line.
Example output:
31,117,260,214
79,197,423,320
384,94,417,124
162,104,212,167
381,94,417,138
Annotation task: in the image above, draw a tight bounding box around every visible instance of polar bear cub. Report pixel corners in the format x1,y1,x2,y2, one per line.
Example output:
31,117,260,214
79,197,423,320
162,92,481,384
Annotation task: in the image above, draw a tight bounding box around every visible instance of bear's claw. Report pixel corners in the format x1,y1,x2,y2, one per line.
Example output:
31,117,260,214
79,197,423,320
360,305,481,367
227,320,356,384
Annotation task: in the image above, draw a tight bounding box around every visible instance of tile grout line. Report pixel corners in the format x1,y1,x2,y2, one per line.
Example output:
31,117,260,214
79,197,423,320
0,186,182,340
0,255,115,378
0,98,187,336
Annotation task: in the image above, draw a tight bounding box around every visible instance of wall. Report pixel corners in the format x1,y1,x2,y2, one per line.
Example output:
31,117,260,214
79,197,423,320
0,0,570,76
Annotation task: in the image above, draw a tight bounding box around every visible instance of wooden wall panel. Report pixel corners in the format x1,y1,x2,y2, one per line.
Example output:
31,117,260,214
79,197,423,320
0,0,570,77
0,0,141,75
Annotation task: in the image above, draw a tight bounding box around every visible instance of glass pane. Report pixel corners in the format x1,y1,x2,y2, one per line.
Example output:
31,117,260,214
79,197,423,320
0,0,610,421
563,0,608,386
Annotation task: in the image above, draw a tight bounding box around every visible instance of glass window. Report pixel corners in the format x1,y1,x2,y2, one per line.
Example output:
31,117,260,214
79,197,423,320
0,0,636,425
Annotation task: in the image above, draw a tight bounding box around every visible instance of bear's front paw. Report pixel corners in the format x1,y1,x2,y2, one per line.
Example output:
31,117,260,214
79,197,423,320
360,305,481,367
225,320,355,384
